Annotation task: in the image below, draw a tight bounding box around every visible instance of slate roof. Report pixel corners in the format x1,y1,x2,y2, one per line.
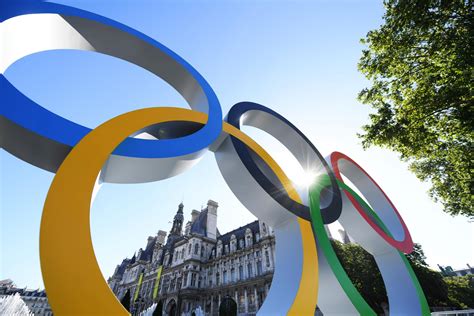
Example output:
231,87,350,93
115,258,132,277
217,220,260,246
209,220,261,259
138,237,157,262
112,204,265,274
190,208,208,236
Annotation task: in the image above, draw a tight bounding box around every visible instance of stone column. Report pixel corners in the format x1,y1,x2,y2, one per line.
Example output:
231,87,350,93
244,288,248,313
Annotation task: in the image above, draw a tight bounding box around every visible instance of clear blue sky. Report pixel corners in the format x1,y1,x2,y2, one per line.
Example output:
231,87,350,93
1,0,472,289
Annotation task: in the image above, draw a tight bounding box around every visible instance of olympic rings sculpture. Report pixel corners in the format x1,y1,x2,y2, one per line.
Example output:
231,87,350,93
0,2,430,315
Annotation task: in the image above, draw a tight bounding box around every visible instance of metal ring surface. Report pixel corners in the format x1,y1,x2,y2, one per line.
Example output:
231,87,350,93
308,175,429,315
225,101,342,224
0,1,222,183
41,107,318,315
329,151,414,254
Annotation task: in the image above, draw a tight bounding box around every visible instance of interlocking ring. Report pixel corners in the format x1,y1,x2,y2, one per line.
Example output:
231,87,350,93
1,2,430,315
1,0,222,183
224,101,342,224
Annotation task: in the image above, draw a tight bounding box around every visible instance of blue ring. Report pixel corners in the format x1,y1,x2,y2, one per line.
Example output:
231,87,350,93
226,101,342,224
0,1,222,161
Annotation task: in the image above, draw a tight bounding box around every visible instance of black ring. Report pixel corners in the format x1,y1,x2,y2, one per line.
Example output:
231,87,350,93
226,101,342,224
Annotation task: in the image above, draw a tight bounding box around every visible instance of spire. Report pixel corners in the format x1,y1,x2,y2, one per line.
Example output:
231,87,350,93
170,202,184,237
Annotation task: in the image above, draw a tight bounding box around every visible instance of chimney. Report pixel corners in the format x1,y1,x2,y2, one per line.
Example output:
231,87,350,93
156,230,167,245
191,209,200,222
206,200,218,240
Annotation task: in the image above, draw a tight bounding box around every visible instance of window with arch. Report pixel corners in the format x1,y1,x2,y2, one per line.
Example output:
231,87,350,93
246,235,252,247
239,265,244,280
191,273,197,287
257,261,262,275
247,263,253,278
188,244,192,254
194,243,199,255
231,268,235,282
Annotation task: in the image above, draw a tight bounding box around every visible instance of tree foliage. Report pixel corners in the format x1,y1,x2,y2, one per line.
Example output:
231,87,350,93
406,242,429,266
358,0,473,218
445,275,474,309
406,244,449,307
333,241,473,310
331,240,387,313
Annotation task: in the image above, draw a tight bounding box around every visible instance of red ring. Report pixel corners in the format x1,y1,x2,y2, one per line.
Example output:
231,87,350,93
330,151,414,254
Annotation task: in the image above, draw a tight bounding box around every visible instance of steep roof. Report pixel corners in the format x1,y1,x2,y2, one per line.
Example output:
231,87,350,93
138,236,157,262
208,220,261,259
190,208,208,236
217,220,260,245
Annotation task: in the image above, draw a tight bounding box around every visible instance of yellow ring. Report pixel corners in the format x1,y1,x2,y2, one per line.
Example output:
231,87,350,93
40,107,318,315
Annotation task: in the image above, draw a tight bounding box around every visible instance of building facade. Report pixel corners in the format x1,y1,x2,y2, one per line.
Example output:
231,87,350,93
438,264,474,277
108,200,276,316
0,279,53,316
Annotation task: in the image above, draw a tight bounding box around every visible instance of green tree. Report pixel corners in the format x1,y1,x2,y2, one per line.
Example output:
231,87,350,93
406,243,449,307
445,275,474,308
358,0,473,218
406,243,428,266
331,240,387,313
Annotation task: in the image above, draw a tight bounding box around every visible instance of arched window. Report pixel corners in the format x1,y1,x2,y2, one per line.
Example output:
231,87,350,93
191,273,197,287
231,268,235,282
188,244,192,254
245,229,253,247
257,261,262,275
194,243,199,255
239,266,244,280
247,263,253,278
201,245,205,257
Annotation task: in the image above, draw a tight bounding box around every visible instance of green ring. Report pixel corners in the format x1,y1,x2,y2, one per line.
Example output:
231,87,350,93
308,175,430,315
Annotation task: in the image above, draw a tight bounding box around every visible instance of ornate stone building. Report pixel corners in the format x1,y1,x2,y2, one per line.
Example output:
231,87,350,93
108,200,275,315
